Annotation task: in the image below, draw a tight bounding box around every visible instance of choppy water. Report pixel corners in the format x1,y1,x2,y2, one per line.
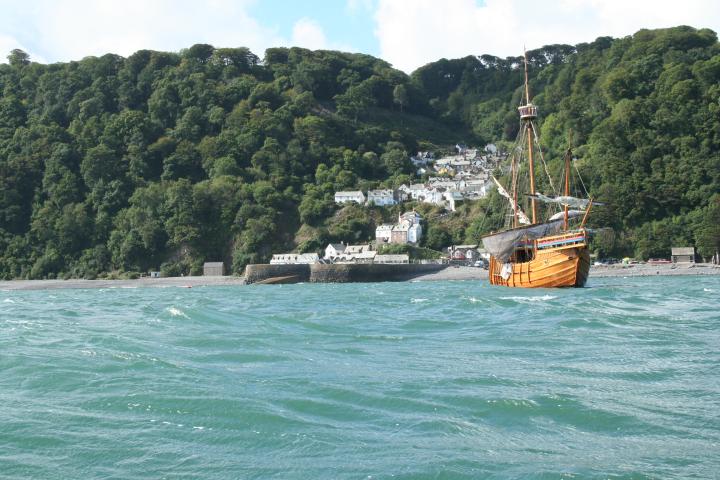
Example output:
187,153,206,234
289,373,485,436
1,276,719,479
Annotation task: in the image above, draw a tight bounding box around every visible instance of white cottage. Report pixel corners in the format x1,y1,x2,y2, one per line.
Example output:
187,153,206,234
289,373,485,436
400,211,422,226
367,189,397,206
444,190,464,212
344,244,373,255
375,224,393,244
390,211,423,244
406,183,429,200
336,251,376,264
407,223,422,244
334,191,366,204
324,243,345,260
270,253,319,265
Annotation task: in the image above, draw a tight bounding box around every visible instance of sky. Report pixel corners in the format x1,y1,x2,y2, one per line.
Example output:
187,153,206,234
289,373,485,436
0,0,719,72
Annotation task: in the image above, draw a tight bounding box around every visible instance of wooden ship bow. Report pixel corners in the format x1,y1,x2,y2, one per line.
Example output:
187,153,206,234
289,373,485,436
482,51,593,288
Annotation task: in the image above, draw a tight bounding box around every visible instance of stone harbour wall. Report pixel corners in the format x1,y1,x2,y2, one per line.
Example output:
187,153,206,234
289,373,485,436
244,263,446,284
243,264,311,284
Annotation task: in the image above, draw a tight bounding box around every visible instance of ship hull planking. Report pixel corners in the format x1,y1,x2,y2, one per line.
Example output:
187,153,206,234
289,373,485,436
488,245,590,288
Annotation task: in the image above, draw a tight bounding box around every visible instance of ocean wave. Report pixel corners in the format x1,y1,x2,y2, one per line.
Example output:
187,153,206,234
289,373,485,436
2,276,719,479
166,306,189,318
499,294,557,303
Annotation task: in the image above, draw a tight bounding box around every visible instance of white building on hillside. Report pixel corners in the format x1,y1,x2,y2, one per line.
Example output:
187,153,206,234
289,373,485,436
405,183,429,200
375,224,393,244
407,223,422,243
367,189,397,206
419,188,445,205
334,191,366,204
270,253,319,264
444,190,464,212
344,244,373,255
336,251,376,264
411,151,433,166
390,211,423,244
400,211,422,226
324,243,345,260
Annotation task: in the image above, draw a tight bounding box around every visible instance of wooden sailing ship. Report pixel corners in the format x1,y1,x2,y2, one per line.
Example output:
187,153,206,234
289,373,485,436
482,53,595,288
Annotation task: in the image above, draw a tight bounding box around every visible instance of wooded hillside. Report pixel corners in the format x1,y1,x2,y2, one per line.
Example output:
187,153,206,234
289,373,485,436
0,25,718,278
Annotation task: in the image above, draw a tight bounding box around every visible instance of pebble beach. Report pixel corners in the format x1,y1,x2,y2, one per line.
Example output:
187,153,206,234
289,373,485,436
0,263,718,290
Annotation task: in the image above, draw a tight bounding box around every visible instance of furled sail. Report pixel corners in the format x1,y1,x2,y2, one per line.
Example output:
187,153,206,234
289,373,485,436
527,193,592,209
492,176,531,225
482,220,565,262
548,209,585,221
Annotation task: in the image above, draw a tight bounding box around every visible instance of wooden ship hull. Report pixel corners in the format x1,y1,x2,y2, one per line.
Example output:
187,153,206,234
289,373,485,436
488,231,591,288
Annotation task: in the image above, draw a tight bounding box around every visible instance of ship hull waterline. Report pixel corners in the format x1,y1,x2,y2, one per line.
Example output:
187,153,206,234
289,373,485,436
488,246,590,288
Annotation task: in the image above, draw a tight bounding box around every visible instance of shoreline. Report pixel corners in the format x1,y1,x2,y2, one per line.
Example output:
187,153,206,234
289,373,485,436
0,263,717,291
0,275,246,291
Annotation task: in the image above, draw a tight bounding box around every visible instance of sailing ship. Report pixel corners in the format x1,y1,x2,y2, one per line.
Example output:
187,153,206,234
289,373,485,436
482,53,596,288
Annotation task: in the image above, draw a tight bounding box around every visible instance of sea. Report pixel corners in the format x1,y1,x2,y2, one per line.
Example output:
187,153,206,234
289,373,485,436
1,276,719,479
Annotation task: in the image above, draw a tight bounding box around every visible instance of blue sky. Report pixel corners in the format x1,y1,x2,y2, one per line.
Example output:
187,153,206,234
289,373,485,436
248,0,380,56
1,0,718,72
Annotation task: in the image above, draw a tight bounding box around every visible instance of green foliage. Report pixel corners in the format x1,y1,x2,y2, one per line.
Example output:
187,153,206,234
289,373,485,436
0,26,718,279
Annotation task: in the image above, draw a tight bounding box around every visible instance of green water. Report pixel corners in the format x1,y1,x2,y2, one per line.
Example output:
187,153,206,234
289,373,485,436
1,277,719,479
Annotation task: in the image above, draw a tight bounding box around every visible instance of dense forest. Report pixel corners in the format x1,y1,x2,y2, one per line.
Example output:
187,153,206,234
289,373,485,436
0,25,718,279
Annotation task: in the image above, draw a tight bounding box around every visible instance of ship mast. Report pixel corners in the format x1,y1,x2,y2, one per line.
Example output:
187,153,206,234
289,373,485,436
519,50,538,224
564,148,571,230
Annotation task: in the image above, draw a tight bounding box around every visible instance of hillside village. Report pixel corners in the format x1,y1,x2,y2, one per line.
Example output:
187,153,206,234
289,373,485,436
270,144,504,266
334,143,505,212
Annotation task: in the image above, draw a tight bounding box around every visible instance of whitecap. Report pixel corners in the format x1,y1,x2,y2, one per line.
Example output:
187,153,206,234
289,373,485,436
3,298,15,303
466,297,481,303
166,306,189,318
411,298,428,303
703,288,713,292
500,294,557,303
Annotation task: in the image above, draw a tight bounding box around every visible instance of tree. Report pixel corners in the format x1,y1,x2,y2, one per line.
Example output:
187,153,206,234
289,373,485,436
334,81,376,124
695,195,720,260
393,84,408,113
7,49,30,67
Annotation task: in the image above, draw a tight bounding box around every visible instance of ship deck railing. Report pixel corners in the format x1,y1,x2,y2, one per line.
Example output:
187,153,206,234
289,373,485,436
536,230,587,251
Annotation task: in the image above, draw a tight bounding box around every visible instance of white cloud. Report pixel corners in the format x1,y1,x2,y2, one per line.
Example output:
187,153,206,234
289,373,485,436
291,18,330,50
0,1,358,64
290,17,357,52
0,32,48,64
347,0,374,13
374,0,720,72
1,0,285,63
0,34,23,62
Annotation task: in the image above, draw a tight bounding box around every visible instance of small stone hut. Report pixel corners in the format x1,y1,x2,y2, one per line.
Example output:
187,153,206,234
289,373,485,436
203,262,225,276
671,247,696,264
